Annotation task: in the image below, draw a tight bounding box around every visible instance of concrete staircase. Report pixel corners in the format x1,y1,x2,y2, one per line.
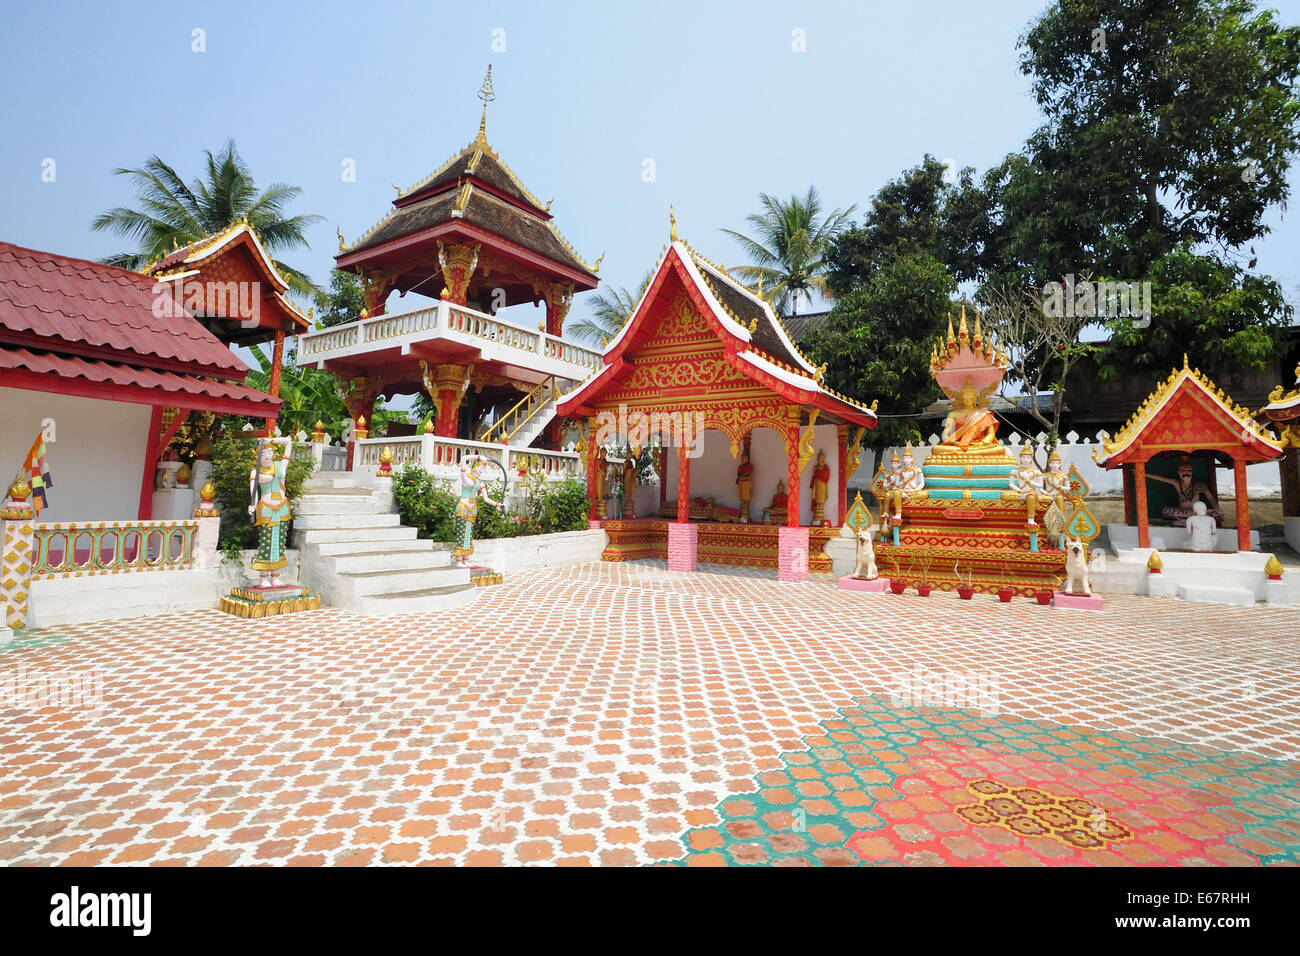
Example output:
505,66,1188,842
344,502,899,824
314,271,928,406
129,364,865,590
508,389,561,448
292,476,477,613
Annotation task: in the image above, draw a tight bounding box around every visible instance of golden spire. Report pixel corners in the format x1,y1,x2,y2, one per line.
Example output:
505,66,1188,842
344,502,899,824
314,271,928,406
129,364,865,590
946,314,956,344
958,303,969,339
973,309,983,345
757,274,763,298
669,204,678,243
477,64,495,139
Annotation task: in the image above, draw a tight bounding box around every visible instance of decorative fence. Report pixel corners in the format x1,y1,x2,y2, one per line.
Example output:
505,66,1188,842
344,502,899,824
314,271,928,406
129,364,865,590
297,299,602,376
31,520,198,578
353,435,581,483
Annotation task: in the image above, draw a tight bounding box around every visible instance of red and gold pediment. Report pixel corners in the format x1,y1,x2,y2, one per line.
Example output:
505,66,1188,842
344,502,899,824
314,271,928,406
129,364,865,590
1095,357,1283,465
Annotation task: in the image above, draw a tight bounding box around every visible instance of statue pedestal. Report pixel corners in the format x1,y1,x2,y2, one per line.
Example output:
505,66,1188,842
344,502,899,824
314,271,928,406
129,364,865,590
469,565,502,587
219,583,321,618
837,576,890,593
1052,591,1104,611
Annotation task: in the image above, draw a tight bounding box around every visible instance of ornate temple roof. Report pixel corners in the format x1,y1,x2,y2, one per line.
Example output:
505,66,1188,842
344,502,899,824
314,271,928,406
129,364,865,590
558,234,877,428
1093,355,1283,466
1263,360,1300,422
140,220,309,341
337,126,598,289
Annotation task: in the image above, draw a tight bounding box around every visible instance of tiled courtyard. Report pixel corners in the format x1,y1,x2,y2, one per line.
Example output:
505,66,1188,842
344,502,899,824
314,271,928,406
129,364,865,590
2,560,1298,867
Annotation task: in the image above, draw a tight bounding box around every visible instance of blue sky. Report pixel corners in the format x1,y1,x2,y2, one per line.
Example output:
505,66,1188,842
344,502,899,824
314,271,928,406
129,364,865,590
3,0,1299,329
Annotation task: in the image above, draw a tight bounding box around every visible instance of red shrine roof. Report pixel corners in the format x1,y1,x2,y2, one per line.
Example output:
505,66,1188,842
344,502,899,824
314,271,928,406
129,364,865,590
0,241,280,416
1092,356,1283,467
140,221,310,345
558,240,878,428
337,127,599,291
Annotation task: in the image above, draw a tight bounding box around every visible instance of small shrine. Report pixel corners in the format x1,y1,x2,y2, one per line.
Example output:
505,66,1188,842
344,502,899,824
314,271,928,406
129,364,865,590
870,308,1095,596
1093,356,1284,552
556,213,878,579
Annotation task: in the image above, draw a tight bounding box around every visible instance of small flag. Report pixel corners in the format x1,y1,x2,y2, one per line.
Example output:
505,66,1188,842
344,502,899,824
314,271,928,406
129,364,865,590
21,432,52,514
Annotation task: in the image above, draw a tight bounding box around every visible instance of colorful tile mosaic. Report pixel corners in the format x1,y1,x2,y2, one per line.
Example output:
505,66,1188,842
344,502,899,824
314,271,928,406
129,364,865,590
1,558,1297,867
679,698,1299,867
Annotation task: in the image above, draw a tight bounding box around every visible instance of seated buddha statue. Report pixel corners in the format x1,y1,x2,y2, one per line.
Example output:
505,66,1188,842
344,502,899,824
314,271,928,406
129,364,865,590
936,382,1000,454
768,480,789,524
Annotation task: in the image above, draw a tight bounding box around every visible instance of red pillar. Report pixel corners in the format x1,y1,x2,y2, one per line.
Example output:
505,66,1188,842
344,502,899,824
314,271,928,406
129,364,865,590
786,422,802,528
1122,466,1135,525
836,425,849,526
1234,458,1251,552
676,444,691,523
659,445,668,510
1135,460,1149,548
433,388,461,438
587,433,599,522
138,405,164,520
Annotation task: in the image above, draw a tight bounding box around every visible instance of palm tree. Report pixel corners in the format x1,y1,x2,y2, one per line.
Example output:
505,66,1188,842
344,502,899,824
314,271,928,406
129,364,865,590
722,187,855,315
565,270,655,344
91,140,323,296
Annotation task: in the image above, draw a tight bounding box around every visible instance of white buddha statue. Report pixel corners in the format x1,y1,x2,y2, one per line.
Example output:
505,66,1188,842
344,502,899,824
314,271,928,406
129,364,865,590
1185,500,1217,552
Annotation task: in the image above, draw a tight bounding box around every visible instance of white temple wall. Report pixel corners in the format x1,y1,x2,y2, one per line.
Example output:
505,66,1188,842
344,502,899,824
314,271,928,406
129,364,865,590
0,387,151,521
662,423,842,525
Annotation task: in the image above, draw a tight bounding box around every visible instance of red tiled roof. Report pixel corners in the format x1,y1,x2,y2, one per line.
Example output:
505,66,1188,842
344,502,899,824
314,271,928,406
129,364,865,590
0,241,249,377
0,347,281,417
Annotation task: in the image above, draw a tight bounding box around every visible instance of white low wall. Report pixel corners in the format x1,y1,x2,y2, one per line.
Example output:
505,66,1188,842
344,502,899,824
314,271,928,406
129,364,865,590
28,568,222,629
436,528,607,573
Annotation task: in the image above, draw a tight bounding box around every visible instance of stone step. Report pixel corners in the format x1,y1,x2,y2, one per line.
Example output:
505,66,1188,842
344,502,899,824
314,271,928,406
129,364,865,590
294,525,417,544
327,548,450,574
295,495,383,516
302,476,358,490
1175,584,1257,606
293,511,401,530
340,565,470,595
311,538,435,557
299,487,374,497
350,582,479,614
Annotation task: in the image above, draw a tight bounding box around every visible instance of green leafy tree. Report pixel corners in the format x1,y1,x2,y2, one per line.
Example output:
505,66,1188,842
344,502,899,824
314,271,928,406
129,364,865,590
974,0,1300,380
814,256,955,453
1099,246,1293,377
314,270,366,328
723,187,855,314
90,139,323,296
814,161,962,452
565,270,654,344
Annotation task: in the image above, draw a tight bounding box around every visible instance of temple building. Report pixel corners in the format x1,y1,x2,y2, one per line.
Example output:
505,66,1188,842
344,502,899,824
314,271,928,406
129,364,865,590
303,67,602,448
0,240,281,522
556,215,878,580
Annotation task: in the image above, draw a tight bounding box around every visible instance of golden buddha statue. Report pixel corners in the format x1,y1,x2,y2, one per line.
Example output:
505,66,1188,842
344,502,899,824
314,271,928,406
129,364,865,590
936,381,1000,454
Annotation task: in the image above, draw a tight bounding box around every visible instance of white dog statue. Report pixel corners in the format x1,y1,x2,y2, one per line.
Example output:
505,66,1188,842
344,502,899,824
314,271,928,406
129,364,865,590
1061,536,1091,595
852,525,879,580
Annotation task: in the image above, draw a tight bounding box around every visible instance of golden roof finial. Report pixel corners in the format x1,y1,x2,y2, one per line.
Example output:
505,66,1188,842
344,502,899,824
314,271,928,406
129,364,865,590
1183,353,1189,369
973,309,983,345
337,226,346,251
757,274,764,298
946,313,956,344
477,64,496,139
959,303,969,338
669,204,678,243
593,251,605,273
